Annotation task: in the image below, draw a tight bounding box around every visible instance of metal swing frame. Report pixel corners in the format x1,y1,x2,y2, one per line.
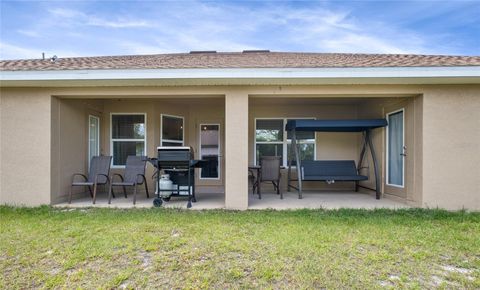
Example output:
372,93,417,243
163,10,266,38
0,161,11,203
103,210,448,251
286,119,387,200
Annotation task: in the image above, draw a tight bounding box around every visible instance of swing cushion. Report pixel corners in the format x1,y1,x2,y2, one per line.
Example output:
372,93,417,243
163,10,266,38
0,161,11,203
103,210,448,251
300,160,368,181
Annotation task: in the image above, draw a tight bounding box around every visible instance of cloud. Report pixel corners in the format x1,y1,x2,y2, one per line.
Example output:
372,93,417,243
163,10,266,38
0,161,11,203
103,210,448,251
87,18,150,28
17,29,41,38
0,42,41,59
2,1,474,59
48,7,152,28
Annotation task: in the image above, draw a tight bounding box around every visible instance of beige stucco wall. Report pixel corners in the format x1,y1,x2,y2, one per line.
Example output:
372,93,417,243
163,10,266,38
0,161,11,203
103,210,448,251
356,96,423,206
422,86,480,210
50,98,104,203
0,88,52,205
1,84,479,210
100,98,225,195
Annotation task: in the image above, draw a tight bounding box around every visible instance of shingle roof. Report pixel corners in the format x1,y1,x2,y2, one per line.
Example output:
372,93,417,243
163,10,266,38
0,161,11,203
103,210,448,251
1,51,480,71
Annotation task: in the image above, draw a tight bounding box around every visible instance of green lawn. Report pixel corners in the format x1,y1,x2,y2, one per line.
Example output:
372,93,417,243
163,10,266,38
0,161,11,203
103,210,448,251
1,207,479,289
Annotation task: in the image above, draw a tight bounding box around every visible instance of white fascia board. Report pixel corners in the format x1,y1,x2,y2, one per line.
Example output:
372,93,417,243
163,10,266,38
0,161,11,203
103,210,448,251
1,66,480,84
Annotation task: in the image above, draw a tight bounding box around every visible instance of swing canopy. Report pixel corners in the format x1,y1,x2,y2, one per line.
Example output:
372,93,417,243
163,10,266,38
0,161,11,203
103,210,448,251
285,119,387,132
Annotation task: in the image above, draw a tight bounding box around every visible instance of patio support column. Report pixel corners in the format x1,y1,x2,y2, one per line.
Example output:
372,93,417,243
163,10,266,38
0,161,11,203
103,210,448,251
224,91,249,210
0,90,53,206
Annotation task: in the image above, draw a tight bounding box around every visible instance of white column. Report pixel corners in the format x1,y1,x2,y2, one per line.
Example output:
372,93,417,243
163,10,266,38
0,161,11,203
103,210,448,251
224,91,249,210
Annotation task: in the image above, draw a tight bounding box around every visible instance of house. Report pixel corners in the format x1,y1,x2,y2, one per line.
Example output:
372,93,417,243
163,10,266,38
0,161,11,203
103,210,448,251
1,51,479,210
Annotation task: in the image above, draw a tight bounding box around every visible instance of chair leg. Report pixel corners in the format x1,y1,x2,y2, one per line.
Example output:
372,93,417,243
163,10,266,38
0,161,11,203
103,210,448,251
276,180,282,199
272,181,279,194
144,181,150,198
279,178,283,199
93,183,98,204
123,185,127,198
69,185,73,204
87,186,93,198
133,183,138,205
258,182,262,199
108,183,113,204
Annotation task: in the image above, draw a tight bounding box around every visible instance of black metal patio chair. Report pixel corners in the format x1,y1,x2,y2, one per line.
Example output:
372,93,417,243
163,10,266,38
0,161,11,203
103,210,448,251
108,155,149,205
69,155,112,204
258,156,282,199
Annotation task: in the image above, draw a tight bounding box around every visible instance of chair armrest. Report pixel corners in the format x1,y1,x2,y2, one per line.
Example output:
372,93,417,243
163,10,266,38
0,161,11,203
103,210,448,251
111,173,124,183
136,174,147,184
72,173,88,182
94,173,110,184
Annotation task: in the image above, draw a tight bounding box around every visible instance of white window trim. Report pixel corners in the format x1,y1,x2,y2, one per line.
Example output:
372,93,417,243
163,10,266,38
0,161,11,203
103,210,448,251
88,115,100,168
199,123,221,180
110,113,147,168
386,108,405,188
254,117,316,167
160,114,185,146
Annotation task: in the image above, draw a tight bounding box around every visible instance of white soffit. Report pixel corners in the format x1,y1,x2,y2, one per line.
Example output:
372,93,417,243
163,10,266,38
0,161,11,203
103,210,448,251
1,66,480,86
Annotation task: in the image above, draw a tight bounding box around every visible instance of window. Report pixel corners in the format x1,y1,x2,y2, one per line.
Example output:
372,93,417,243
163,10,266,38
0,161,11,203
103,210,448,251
161,114,184,146
386,109,404,187
255,118,315,166
199,124,220,179
111,114,146,167
255,119,284,164
88,115,100,167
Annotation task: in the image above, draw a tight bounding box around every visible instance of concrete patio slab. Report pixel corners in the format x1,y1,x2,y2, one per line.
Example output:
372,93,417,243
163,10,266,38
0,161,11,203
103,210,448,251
55,189,408,210
248,191,409,210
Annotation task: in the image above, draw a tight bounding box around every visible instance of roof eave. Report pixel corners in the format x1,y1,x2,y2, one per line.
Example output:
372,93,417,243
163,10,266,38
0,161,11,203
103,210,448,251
1,66,480,87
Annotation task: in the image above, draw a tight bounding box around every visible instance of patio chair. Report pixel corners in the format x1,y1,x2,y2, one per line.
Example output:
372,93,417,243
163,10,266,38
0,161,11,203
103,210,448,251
258,156,282,199
69,155,112,204
108,156,149,205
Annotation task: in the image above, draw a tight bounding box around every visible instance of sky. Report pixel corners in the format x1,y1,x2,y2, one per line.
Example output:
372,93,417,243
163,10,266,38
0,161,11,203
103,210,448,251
1,0,479,60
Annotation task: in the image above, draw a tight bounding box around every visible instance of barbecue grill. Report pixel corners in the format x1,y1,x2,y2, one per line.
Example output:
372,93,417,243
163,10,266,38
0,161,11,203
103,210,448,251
150,146,198,208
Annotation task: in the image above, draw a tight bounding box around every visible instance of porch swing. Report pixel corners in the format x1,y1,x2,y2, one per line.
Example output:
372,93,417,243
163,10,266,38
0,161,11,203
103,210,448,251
285,119,388,199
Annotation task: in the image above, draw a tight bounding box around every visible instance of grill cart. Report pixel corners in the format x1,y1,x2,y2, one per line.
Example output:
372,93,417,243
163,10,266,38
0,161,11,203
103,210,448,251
148,146,205,208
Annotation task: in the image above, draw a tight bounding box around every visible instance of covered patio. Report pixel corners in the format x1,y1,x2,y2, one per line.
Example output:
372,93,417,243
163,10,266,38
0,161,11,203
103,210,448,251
54,93,418,210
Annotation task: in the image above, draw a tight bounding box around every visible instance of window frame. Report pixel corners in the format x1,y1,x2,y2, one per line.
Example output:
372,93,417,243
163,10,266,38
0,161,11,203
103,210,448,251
160,114,185,146
110,112,147,168
254,117,316,167
386,108,405,188
88,115,100,168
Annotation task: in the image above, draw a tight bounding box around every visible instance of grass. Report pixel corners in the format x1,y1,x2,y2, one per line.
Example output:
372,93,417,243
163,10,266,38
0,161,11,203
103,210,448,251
0,206,479,289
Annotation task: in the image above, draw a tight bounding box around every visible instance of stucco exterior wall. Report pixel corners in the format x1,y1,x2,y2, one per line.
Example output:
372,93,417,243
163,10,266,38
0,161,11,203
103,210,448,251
0,84,479,210
422,86,480,209
356,96,423,206
100,98,225,194
0,88,52,205
50,99,104,203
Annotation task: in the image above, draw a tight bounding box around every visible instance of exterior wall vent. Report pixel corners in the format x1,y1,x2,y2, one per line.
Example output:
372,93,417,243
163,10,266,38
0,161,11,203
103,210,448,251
189,50,217,54
242,50,270,53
